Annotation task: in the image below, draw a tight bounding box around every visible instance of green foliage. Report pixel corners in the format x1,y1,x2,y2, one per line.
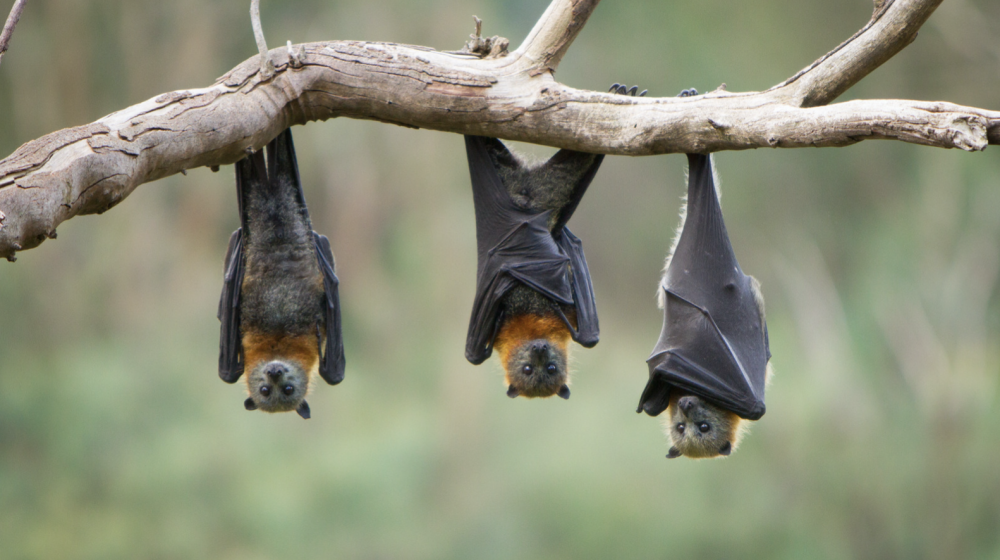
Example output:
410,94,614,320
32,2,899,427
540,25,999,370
1,0,1000,558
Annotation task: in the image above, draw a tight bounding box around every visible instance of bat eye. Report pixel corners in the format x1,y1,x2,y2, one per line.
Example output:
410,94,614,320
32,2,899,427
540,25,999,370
546,363,557,375
283,385,295,396
698,422,710,433
522,365,533,375
676,423,685,434
260,385,271,397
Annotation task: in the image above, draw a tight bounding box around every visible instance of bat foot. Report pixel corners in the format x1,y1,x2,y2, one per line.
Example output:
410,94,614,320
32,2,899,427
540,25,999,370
677,88,699,98
609,83,647,97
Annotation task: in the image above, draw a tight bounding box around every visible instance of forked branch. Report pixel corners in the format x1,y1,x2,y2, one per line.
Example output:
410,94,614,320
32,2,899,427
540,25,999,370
0,0,996,260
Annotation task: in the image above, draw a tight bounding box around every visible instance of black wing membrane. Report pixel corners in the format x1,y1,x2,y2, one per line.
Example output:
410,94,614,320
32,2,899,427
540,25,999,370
217,227,245,383
463,135,602,364
217,149,266,383
314,233,345,384
638,154,770,420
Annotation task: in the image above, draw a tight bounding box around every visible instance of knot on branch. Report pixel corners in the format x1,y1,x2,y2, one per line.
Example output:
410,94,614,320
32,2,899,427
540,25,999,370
461,16,509,59
872,0,890,19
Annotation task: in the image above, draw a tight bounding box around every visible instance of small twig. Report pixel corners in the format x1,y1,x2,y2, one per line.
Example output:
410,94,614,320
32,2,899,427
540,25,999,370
0,0,28,69
460,15,509,59
287,40,304,68
250,0,274,80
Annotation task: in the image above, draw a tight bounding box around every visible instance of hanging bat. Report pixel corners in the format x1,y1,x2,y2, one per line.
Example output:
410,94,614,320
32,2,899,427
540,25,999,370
462,82,646,400
637,145,772,458
217,128,345,419
463,134,599,399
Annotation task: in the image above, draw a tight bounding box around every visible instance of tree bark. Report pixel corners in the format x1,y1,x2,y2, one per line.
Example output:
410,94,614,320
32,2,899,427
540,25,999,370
0,0,996,260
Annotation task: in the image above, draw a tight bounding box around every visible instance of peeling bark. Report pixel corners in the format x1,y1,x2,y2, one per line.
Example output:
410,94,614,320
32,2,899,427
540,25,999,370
0,0,997,260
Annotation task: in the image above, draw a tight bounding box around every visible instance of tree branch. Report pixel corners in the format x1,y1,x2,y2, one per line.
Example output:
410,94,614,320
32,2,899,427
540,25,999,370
0,0,996,260
0,0,27,69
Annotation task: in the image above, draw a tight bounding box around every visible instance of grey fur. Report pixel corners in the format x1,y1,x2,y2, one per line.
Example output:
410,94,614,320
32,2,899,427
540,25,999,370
240,167,326,336
483,141,601,230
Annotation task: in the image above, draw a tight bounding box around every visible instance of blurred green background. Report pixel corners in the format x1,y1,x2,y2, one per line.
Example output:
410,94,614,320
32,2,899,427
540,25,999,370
1,0,999,558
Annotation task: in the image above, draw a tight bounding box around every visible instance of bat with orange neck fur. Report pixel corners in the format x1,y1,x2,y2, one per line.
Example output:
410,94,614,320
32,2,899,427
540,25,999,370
217,128,345,418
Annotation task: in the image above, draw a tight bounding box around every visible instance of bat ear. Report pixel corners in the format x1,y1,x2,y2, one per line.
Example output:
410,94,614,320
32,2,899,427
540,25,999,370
557,384,571,400
296,400,311,419
506,385,519,398
666,447,682,459
244,397,258,411
718,442,732,456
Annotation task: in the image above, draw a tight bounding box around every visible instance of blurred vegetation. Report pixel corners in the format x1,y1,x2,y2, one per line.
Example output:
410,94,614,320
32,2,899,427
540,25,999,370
1,0,1000,558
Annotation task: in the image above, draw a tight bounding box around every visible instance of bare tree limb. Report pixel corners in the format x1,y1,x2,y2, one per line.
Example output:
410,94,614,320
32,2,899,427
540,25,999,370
0,0,996,261
0,0,27,69
769,0,943,107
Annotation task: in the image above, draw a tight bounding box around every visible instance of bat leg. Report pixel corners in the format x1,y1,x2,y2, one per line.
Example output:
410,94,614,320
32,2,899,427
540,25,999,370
677,88,699,97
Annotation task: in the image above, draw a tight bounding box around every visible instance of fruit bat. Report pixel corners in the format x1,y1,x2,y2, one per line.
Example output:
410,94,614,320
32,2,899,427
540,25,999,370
462,135,602,400
637,151,771,456
462,83,645,400
218,128,345,419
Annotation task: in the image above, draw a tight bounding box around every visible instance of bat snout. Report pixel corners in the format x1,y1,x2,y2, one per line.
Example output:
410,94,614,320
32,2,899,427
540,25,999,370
678,396,698,414
530,340,550,358
264,362,289,380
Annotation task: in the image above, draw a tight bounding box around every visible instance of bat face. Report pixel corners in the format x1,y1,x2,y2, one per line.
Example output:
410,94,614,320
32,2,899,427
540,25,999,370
241,332,318,416
494,314,572,399
663,394,742,459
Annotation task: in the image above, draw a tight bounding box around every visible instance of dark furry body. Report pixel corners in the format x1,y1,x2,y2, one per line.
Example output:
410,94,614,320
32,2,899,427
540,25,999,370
219,129,344,418
239,163,326,338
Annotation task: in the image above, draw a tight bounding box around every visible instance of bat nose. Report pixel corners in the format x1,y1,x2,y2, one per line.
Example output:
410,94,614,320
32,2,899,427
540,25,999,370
265,362,288,380
678,396,696,414
530,341,549,355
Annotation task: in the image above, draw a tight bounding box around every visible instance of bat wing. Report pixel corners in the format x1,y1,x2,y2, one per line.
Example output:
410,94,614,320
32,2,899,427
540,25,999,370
314,232,345,385
464,213,575,364
545,149,605,233
463,136,597,363
218,145,269,383
554,227,599,347
638,154,769,420
217,227,245,383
